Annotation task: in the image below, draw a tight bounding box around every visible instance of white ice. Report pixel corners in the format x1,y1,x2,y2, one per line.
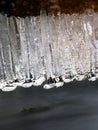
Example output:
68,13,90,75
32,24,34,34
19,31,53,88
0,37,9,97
0,11,98,91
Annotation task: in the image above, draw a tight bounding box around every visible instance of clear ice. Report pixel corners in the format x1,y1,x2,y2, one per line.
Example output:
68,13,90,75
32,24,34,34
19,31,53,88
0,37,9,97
0,10,98,91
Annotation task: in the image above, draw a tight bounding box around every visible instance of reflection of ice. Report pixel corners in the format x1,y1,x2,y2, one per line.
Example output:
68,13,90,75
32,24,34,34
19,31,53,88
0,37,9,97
0,11,98,91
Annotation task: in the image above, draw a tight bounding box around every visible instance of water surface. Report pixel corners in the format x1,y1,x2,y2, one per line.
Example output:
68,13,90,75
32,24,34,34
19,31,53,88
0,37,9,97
0,80,98,130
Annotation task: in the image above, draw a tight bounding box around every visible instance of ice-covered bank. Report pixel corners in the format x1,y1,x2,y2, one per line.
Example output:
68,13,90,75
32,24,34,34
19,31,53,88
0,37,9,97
0,10,98,91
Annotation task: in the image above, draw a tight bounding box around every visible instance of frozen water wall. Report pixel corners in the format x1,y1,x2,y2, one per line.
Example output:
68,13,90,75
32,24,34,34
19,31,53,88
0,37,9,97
0,10,98,91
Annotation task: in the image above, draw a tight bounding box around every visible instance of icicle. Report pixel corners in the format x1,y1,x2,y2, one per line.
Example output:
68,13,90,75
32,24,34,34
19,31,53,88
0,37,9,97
0,10,98,91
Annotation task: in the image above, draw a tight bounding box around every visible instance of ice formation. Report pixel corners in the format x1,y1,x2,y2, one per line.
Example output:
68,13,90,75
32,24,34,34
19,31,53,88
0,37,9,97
0,10,98,92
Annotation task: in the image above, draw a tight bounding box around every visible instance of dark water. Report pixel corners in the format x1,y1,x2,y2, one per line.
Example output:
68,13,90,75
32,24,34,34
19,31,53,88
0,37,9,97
0,80,98,130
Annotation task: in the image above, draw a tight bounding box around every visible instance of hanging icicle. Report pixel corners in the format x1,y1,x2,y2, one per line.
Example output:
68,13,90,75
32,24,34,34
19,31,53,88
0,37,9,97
0,10,98,92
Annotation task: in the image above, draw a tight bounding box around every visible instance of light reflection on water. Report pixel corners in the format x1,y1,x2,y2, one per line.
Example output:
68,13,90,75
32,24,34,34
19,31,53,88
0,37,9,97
0,80,98,130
